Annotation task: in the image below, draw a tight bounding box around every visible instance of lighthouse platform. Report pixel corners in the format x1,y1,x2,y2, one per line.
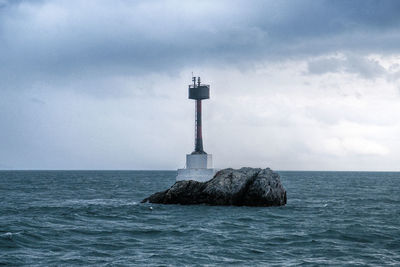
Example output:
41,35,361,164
176,154,217,182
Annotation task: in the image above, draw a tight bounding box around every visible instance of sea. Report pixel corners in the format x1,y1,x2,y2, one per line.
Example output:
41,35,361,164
0,170,399,266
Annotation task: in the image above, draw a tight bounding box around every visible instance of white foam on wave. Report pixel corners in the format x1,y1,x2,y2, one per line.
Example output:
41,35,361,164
1,232,13,240
40,199,140,208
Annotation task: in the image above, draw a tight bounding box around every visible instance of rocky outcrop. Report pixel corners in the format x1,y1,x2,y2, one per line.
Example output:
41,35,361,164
141,167,287,206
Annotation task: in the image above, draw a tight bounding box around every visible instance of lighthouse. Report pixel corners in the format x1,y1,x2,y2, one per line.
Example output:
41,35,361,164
176,77,217,182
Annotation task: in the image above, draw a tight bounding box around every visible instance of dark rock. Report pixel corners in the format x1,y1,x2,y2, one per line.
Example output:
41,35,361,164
141,167,287,206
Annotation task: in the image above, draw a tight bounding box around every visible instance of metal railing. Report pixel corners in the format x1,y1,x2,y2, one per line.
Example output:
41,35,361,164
189,84,210,89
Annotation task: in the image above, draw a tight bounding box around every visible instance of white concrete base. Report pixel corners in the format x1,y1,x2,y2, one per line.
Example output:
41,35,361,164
176,168,218,182
186,154,213,169
177,153,216,182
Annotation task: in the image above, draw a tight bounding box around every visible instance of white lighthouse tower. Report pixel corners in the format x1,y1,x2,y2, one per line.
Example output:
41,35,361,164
176,77,217,182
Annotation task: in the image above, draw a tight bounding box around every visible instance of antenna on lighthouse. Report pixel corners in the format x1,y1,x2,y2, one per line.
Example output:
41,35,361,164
192,76,196,87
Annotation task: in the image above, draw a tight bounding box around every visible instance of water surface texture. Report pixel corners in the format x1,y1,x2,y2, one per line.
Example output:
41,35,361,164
1,171,399,266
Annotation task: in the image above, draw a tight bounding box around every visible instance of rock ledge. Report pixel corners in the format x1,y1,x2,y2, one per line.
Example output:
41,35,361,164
141,167,287,206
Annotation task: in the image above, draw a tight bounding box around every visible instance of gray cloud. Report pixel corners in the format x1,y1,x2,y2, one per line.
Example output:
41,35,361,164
1,0,400,92
344,55,386,78
307,57,345,75
307,55,387,79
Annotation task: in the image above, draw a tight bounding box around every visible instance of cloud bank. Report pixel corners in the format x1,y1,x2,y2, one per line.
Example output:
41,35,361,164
1,0,400,85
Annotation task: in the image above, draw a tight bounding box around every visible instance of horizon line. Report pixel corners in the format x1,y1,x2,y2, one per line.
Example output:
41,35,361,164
0,169,399,172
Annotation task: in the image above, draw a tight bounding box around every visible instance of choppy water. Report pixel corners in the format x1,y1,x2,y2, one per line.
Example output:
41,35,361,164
0,171,399,266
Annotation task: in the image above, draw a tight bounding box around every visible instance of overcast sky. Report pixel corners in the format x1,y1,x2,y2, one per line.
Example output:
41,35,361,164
1,0,400,170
